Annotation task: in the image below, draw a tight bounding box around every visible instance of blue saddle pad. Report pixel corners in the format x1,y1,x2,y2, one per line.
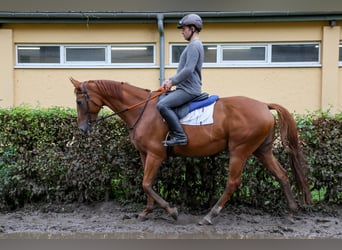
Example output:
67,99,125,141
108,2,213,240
173,95,219,119
158,93,219,119
189,95,219,112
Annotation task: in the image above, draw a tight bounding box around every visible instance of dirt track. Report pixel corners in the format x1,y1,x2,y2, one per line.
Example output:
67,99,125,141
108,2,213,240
0,202,341,239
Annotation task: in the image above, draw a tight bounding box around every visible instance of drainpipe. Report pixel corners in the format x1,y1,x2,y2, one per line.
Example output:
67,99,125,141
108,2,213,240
157,14,165,86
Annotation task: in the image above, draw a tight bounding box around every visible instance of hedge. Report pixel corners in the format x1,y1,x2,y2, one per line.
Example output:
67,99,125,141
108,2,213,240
0,106,341,212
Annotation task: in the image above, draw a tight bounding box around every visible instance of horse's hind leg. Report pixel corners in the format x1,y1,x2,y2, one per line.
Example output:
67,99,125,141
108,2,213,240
254,149,298,216
199,154,246,225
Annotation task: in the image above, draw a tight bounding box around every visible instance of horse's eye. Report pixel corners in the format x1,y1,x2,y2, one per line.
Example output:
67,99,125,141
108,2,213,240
76,100,83,105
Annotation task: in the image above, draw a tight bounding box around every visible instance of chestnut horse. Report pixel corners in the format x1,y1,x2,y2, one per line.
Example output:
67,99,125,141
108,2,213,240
70,77,312,225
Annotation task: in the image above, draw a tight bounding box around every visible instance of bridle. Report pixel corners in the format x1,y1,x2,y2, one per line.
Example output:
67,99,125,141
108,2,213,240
77,82,167,131
76,82,102,130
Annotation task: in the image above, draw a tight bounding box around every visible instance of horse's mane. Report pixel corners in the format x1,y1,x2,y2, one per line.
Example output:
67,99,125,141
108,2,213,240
88,79,151,102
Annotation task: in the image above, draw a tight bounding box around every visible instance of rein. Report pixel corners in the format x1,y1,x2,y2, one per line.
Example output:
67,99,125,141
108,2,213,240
81,82,167,130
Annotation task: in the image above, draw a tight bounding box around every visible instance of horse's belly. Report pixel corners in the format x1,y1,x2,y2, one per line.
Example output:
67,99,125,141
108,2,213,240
173,140,227,157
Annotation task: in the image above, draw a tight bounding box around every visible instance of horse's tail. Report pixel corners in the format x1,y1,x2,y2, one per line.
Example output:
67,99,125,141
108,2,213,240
268,103,313,205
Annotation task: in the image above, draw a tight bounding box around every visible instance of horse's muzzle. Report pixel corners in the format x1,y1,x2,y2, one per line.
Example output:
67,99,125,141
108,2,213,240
79,122,92,134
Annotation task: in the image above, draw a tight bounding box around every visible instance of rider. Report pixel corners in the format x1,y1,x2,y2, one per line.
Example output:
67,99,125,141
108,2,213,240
157,13,204,146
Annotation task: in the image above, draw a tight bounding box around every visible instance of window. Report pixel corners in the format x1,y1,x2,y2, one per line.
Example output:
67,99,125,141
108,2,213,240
16,44,156,68
222,45,266,63
170,42,320,67
171,45,186,64
17,46,60,64
204,45,217,63
271,44,319,63
111,45,154,64
65,47,106,63
171,44,217,64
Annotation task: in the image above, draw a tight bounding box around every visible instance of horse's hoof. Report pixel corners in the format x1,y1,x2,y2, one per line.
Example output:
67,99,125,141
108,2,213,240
137,214,149,222
285,214,296,224
170,207,178,221
198,216,213,225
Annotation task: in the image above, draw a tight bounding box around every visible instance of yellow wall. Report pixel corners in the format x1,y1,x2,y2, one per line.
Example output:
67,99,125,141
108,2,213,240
1,21,341,113
165,22,323,43
14,69,160,107
0,29,14,107
12,23,159,44
321,26,341,113
205,68,321,113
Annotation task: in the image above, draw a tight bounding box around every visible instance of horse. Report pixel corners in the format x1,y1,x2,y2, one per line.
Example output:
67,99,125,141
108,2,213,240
70,77,312,225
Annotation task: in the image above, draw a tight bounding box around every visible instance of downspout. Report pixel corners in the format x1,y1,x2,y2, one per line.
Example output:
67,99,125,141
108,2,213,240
157,14,165,85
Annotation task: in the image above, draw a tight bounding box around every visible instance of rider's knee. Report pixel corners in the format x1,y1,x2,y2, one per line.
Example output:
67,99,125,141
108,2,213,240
156,102,168,113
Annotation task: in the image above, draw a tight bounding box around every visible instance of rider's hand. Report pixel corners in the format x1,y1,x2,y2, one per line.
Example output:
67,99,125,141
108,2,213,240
159,79,173,91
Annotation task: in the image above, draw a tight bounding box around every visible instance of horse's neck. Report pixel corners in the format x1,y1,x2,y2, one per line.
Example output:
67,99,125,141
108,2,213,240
98,80,148,107
122,83,151,104
99,81,153,126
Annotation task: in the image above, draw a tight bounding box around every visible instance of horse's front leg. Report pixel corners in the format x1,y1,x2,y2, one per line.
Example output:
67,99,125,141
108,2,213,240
139,154,178,221
137,152,155,220
138,196,154,221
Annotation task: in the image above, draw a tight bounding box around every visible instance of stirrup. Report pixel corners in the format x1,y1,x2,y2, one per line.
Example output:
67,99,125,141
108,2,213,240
162,132,187,146
163,137,187,146
162,132,172,146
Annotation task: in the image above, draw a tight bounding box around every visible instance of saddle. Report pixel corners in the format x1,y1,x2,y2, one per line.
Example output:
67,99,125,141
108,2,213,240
174,93,219,119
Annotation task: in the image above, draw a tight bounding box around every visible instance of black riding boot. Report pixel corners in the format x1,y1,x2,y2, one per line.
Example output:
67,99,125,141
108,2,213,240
160,107,187,146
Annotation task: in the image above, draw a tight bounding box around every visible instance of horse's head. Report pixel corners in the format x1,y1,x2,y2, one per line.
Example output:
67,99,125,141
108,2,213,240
70,77,103,133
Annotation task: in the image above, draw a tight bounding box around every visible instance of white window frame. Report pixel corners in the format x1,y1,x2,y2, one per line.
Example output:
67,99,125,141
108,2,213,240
16,44,62,67
169,42,321,68
269,43,320,67
220,44,268,66
16,44,157,68
110,45,156,66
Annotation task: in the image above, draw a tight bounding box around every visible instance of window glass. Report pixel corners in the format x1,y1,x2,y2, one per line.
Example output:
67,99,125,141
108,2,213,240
339,43,342,62
271,44,319,62
17,46,60,63
111,45,154,63
222,46,266,62
171,45,186,64
171,45,217,63
204,45,217,63
66,47,106,62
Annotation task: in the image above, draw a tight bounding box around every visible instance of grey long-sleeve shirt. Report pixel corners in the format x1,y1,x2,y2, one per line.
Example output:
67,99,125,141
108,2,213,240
170,39,204,96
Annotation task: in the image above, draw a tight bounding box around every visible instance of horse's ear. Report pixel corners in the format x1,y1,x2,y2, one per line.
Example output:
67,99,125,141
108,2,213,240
70,77,81,90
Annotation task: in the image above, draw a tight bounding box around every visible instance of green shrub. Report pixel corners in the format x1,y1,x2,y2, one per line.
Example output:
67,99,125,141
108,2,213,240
296,110,341,204
0,106,341,212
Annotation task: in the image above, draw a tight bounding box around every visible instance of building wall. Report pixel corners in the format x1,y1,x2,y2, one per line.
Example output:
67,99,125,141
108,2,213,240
0,29,14,106
0,21,341,113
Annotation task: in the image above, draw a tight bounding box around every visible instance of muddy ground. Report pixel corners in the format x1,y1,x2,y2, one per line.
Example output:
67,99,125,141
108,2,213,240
0,201,341,239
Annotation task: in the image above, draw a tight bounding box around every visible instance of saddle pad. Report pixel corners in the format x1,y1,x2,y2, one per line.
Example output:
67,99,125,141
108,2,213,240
180,102,216,125
189,95,219,112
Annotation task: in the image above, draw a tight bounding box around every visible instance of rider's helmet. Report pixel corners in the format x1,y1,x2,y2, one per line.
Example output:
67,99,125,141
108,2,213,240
177,14,203,32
